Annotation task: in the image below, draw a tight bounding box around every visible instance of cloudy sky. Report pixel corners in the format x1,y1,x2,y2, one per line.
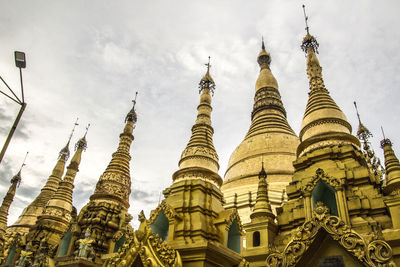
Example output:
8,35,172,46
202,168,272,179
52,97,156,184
0,0,399,228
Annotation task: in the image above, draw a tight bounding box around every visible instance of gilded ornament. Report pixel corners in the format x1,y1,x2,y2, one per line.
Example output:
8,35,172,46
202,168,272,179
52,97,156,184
265,202,395,267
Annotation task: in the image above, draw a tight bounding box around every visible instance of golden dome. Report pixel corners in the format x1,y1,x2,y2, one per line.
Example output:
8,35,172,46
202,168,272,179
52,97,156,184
225,132,298,182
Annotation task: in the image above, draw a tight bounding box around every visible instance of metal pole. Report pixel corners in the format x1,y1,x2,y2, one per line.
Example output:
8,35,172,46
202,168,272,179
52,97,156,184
0,102,27,164
0,75,21,103
19,67,24,103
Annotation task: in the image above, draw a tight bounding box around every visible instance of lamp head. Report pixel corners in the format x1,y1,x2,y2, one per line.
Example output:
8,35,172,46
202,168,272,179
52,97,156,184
14,51,26,69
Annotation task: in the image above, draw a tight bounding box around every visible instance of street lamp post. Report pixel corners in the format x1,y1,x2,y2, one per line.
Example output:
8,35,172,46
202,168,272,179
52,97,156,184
0,51,27,164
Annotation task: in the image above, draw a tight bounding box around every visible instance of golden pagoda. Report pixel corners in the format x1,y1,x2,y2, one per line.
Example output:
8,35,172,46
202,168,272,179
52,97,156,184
262,8,399,266
0,163,24,265
107,59,248,266
221,40,299,224
1,5,400,267
52,97,138,266
7,121,78,237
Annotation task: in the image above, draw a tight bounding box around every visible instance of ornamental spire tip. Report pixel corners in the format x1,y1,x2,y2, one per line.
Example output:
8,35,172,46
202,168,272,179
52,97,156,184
125,91,138,123
259,161,267,179
380,126,392,148
353,101,362,124
69,117,79,143
133,91,138,108
261,36,265,50
302,5,309,35
84,123,90,138
353,101,372,142
12,151,28,186
199,57,215,95
257,38,271,67
300,4,319,54
20,151,28,171
75,124,89,151
59,118,79,160
381,126,386,140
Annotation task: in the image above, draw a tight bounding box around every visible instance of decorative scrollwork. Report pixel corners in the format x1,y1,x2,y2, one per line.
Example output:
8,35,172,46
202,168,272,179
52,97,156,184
104,219,182,267
302,168,342,194
224,209,244,234
148,201,181,225
265,202,395,267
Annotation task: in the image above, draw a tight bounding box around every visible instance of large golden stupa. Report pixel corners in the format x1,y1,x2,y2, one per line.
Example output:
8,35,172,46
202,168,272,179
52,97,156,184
222,41,299,224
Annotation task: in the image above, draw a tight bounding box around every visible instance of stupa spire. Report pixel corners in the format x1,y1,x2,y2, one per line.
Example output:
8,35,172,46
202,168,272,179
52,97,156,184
177,58,220,175
380,129,400,194
247,39,296,138
250,162,274,221
59,117,79,160
44,128,87,214
354,102,372,146
8,121,78,234
223,40,299,225
297,5,358,156
89,95,137,208
0,153,27,234
36,119,79,202
29,129,88,247
72,99,137,260
353,102,384,184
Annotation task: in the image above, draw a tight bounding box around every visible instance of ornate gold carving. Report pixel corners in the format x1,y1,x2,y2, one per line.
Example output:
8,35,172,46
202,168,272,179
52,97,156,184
225,209,244,234
16,244,33,267
104,221,182,267
252,87,287,118
180,146,219,162
265,202,395,267
74,228,95,261
173,168,222,187
302,168,342,193
148,201,180,224
299,117,352,139
94,174,131,202
76,201,133,257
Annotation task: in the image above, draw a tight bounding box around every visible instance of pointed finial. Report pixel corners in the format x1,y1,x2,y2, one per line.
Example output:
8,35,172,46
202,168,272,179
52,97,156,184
261,36,265,50
11,152,28,186
300,5,319,54
257,38,271,67
59,118,79,159
69,118,79,136
353,101,372,142
199,57,216,95
126,92,138,123
84,123,90,138
75,124,89,151
133,91,138,108
353,101,361,124
69,118,79,143
19,151,28,172
380,126,392,148
205,56,211,73
302,5,310,34
381,126,386,140
259,161,267,179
